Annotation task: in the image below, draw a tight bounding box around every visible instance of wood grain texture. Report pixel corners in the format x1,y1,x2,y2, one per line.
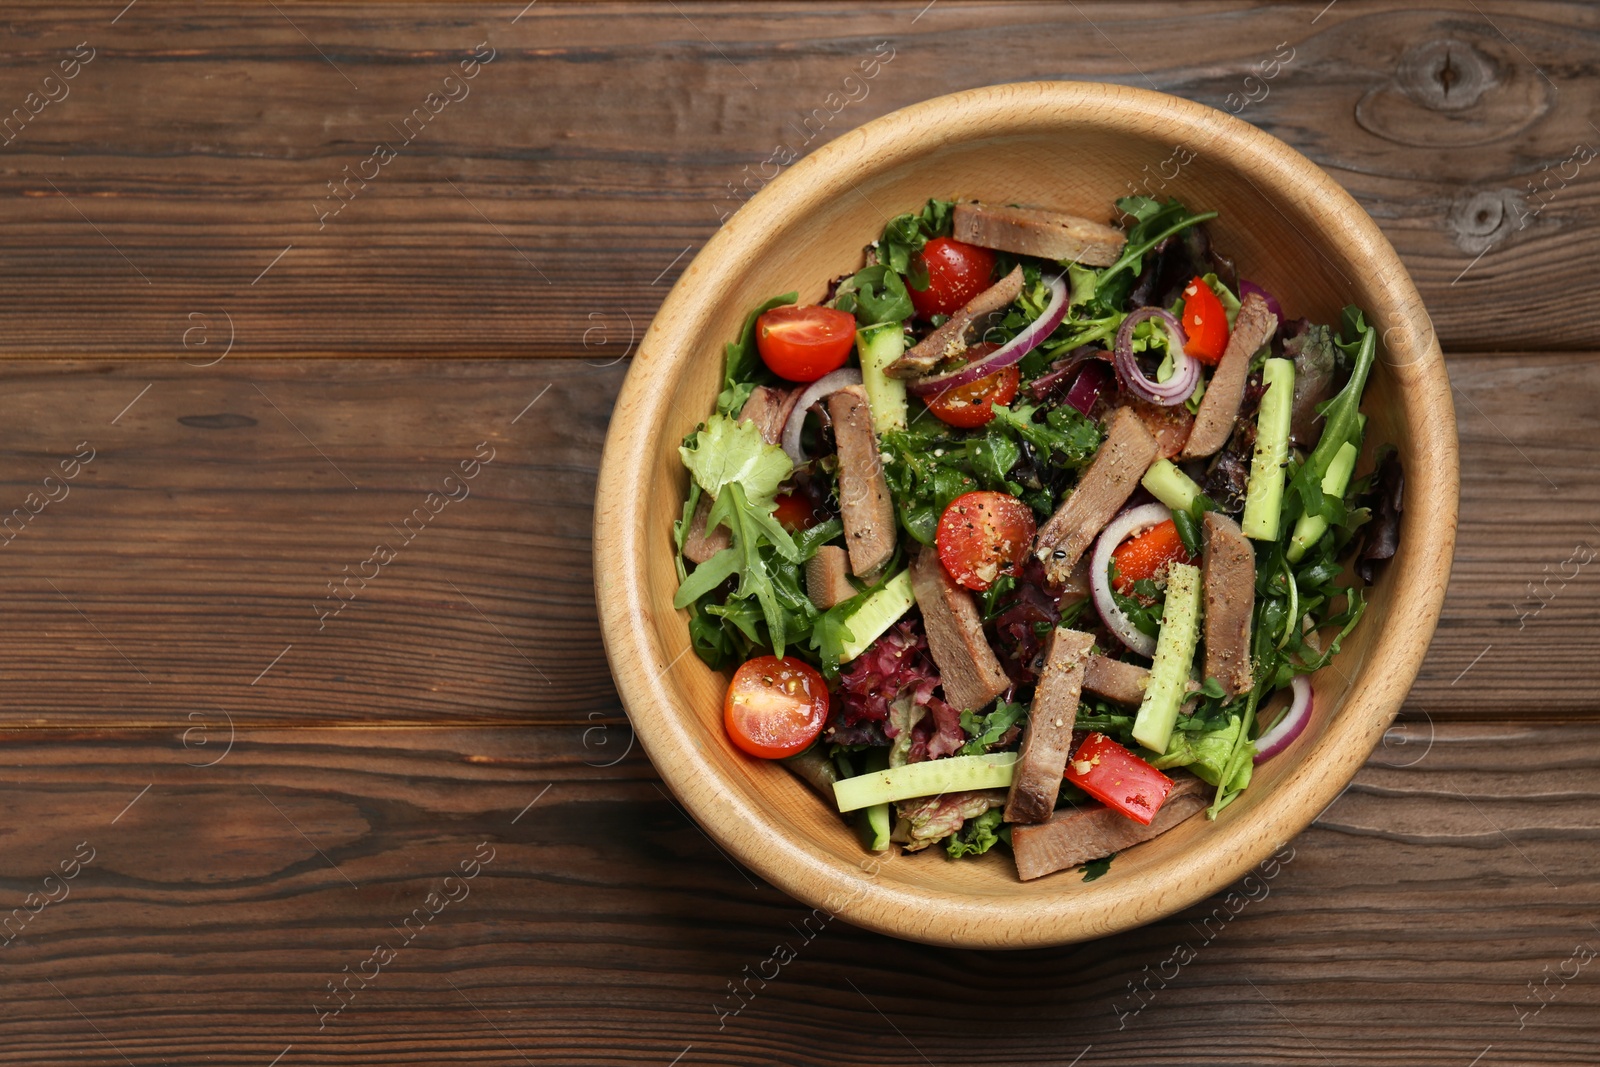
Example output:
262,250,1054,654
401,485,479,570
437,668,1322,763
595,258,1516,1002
1418,351,1600,715
0,357,620,726
0,722,1593,1066
0,3,1594,355
0,0,1586,1061
0,349,1586,727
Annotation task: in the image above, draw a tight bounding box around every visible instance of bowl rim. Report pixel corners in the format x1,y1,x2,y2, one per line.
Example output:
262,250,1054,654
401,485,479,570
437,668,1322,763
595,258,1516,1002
594,80,1459,948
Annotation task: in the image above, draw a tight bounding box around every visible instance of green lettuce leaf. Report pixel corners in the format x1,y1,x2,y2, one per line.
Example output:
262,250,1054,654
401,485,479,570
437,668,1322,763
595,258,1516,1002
946,808,1006,859
1149,713,1253,794
680,413,793,508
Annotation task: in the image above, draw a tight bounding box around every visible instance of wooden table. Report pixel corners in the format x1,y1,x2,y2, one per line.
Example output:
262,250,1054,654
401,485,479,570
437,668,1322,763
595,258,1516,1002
3,3,1596,1063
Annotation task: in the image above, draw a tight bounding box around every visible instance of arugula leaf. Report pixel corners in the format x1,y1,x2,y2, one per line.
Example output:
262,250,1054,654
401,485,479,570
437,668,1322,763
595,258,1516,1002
674,483,700,568
879,198,956,285
1107,563,1165,638
1283,305,1378,522
718,293,796,416
793,517,844,559
688,600,745,668
1172,508,1203,558
879,427,982,544
967,430,1021,486
1096,197,1218,311
988,403,1102,468
946,808,1006,859
959,699,1026,755
1075,709,1136,739
1058,597,1090,629
680,413,793,508
1080,854,1114,881
978,573,1019,622
879,403,1102,543
833,264,914,325
678,486,793,653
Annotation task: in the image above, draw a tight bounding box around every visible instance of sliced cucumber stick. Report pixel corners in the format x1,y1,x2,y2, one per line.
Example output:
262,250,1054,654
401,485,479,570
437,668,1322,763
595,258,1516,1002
838,569,915,663
832,752,1018,812
1287,439,1360,562
1131,561,1203,755
856,322,908,436
1241,357,1295,541
1142,458,1207,515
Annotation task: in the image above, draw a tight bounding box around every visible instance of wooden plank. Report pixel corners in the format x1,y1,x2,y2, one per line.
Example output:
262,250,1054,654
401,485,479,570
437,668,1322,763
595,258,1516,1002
1417,351,1600,716
0,358,622,727
0,348,1584,727
0,721,1595,1065
0,3,1592,356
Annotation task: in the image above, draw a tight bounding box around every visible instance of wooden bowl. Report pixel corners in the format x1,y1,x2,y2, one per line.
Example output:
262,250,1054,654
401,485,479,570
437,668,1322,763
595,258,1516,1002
594,81,1457,948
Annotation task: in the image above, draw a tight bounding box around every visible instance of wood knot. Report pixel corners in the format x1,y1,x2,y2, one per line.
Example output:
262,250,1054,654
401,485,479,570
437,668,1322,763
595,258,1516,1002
1446,189,1527,253
1354,26,1547,148
1397,39,1495,111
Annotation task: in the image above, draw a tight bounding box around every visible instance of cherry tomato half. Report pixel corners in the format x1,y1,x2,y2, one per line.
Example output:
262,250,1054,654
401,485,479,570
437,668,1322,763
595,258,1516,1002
1178,276,1229,365
908,237,997,320
936,491,1037,591
924,350,1020,429
754,305,856,382
772,491,820,532
1110,518,1196,594
1065,732,1174,825
724,656,830,759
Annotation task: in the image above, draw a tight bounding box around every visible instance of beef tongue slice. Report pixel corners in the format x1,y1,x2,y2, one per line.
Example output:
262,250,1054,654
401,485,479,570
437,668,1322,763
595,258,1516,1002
805,544,855,610
1004,628,1095,825
953,200,1127,267
1035,406,1160,583
1202,511,1255,698
1180,291,1278,460
1011,773,1209,881
827,385,897,577
1083,655,1151,706
909,545,1010,712
884,265,1023,379
739,384,798,445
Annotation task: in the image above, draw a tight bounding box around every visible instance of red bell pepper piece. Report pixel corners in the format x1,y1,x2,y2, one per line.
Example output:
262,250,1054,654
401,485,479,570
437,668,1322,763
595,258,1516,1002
1110,519,1196,594
1178,275,1229,365
1065,732,1174,825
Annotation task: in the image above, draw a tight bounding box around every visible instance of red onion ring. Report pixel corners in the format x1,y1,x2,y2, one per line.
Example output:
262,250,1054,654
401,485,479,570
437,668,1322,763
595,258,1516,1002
1254,675,1313,762
908,273,1068,398
1088,502,1172,658
779,368,862,465
1239,279,1283,322
1114,306,1200,406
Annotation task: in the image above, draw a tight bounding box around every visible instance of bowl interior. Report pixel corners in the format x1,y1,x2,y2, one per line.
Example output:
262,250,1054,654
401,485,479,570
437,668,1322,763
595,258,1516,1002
597,82,1456,947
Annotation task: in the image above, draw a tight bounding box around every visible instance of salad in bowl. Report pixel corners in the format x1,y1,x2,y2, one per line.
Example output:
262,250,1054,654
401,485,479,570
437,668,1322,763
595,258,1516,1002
672,193,1401,882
